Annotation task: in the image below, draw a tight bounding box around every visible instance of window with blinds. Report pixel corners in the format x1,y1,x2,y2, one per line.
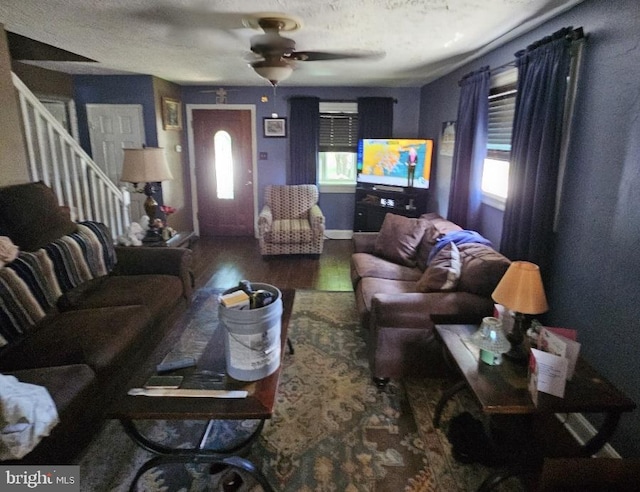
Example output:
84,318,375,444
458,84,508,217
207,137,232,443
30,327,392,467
319,113,359,152
487,86,517,156
482,68,517,206
318,102,358,190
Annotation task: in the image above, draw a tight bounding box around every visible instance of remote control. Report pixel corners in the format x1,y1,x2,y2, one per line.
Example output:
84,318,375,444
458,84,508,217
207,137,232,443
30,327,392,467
156,357,196,373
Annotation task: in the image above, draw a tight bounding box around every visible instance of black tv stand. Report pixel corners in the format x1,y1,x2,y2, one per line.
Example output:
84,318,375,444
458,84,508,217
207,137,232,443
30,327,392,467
353,184,428,232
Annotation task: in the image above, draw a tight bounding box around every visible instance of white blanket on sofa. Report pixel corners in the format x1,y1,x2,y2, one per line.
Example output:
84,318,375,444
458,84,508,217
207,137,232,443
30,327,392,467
0,374,59,460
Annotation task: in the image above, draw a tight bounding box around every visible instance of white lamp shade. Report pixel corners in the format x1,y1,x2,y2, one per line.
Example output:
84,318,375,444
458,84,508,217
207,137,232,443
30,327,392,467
120,148,173,183
251,60,293,86
492,261,549,315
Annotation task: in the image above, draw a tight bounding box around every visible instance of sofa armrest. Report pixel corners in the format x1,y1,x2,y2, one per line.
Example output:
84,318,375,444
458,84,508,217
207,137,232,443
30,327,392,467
309,204,325,232
113,246,193,300
258,205,273,235
353,232,379,254
371,291,495,330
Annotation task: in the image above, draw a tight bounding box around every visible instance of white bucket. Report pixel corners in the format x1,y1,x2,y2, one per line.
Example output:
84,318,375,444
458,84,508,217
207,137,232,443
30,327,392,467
219,283,283,381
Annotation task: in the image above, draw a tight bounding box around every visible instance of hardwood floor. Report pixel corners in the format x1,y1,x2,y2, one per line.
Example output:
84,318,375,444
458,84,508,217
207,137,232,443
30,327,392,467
190,236,355,292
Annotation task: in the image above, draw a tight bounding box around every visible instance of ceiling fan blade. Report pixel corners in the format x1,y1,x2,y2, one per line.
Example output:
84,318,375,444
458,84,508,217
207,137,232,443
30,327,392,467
133,6,247,31
289,50,384,62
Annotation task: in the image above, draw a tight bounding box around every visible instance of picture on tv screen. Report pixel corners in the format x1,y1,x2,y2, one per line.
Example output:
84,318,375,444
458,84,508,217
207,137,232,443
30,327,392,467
357,138,434,189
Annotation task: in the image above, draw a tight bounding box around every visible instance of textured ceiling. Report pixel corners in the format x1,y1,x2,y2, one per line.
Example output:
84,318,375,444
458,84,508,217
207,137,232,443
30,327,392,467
0,0,583,87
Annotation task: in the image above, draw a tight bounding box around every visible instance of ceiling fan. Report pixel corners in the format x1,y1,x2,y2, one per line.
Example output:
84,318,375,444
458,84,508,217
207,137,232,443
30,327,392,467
244,13,383,86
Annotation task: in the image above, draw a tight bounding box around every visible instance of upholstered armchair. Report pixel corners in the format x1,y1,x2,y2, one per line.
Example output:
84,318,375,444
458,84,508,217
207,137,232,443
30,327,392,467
258,185,325,256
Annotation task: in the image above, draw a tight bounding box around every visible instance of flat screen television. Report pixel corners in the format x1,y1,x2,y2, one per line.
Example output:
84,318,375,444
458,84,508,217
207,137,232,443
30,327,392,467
357,138,434,189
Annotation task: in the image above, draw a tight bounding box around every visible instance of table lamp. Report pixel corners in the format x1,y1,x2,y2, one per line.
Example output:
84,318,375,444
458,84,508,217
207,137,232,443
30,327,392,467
491,261,548,363
120,147,173,240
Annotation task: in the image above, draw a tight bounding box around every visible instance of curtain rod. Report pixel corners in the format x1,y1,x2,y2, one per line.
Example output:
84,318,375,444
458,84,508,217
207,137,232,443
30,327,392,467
487,26,584,77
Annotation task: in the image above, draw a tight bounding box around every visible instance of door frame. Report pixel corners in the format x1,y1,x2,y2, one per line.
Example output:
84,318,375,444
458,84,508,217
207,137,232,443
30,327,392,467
186,104,258,237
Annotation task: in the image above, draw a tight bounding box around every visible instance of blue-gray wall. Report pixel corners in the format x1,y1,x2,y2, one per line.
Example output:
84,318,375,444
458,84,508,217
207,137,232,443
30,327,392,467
73,75,158,151
73,80,422,231
419,0,640,457
181,86,422,230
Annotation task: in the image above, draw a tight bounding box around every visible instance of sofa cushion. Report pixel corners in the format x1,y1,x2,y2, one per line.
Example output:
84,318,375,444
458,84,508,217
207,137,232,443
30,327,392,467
5,364,98,463
416,213,463,271
265,219,314,244
57,274,184,321
416,242,461,292
457,243,511,298
7,365,96,421
374,214,429,267
0,306,153,379
356,276,418,320
350,252,422,287
0,182,78,251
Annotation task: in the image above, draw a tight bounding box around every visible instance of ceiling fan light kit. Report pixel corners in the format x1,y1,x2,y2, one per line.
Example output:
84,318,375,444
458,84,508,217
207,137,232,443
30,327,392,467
252,60,293,86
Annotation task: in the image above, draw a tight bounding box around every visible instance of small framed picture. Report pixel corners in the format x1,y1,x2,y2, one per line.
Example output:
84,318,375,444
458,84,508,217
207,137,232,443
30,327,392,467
263,117,287,138
162,97,182,130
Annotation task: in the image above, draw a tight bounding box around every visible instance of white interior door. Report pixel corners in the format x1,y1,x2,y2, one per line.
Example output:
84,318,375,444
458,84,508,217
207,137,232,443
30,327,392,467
86,104,146,220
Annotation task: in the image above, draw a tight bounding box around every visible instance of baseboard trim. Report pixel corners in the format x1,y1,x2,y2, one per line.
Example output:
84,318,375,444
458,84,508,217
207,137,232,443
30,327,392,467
325,230,353,240
556,412,620,458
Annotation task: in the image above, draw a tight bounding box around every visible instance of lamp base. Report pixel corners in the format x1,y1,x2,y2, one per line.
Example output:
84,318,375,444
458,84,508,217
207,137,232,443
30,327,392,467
503,312,531,365
502,344,530,364
143,190,158,222
142,228,163,244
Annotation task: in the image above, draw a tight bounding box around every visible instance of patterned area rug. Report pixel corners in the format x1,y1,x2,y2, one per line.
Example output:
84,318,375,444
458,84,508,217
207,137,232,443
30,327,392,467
76,289,523,491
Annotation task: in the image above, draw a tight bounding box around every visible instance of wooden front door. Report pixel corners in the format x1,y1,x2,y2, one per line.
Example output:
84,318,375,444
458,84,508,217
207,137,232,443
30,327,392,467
193,109,254,236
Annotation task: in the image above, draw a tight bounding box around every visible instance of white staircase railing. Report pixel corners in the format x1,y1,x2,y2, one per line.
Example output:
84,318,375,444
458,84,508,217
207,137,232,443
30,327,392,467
12,73,130,240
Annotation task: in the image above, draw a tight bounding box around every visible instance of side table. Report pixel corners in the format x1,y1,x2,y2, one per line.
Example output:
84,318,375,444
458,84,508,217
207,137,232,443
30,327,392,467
434,324,636,491
142,231,198,249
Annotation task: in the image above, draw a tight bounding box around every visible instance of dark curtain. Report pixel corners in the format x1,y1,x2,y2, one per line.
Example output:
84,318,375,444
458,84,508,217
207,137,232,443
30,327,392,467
500,28,573,272
357,97,394,139
447,67,490,230
288,96,320,184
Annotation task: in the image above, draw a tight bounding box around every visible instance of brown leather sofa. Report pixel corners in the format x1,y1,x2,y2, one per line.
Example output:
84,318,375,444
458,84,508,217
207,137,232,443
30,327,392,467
351,212,511,383
0,182,192,463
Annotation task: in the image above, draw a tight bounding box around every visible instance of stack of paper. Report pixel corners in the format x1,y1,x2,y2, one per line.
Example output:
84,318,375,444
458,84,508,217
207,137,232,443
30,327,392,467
528,327,581,403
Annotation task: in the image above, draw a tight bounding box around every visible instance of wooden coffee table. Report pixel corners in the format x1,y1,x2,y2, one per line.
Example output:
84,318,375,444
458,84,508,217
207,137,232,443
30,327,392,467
434,324,636,490
108,289,295,492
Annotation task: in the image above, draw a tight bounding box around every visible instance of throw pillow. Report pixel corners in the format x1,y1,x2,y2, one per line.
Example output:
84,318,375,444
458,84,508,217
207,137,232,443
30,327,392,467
457,243,511,297
415,213,463,271
0,182,77,251
416,242,461,292
374,214,429,267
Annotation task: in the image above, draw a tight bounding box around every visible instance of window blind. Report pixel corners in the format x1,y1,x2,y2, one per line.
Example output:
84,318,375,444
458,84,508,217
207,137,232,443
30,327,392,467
487,87,516,154
319,113,359,152
487,67,517,158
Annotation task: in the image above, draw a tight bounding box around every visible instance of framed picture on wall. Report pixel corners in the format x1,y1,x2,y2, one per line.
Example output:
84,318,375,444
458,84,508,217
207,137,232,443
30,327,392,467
440,121,456,157
162,97,182,130
263,117,287,138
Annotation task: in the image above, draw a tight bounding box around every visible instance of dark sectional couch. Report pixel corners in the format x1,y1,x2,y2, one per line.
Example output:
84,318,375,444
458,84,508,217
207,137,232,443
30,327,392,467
351,212,511,382
0,182,192,463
